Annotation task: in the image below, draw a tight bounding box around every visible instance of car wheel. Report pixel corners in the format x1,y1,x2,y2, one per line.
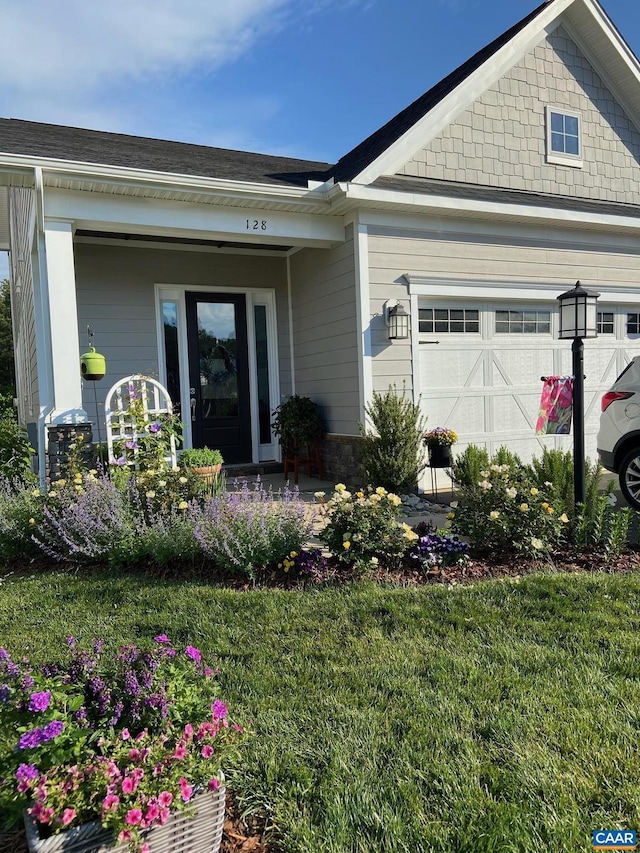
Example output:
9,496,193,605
619,448,640,510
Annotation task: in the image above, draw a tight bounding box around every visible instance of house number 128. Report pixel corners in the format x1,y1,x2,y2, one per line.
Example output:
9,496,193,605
246,219,268,230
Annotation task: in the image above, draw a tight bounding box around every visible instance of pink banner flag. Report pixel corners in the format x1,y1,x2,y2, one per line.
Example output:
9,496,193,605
535,375,574,435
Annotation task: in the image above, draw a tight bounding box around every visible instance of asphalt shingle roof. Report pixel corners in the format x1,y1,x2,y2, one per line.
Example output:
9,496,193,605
0,118,332,188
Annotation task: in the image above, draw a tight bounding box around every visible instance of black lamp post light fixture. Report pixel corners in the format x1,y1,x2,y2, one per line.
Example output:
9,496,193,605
384,300,410,340
556,281,600,507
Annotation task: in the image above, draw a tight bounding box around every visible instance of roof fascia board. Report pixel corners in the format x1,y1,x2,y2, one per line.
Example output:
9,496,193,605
352,0,575,185
0,152,330,204
341,181,640,234
561,3,640,132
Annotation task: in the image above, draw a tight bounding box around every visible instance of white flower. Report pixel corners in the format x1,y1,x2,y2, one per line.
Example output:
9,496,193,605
314,491,326,500
145,490,156,499
531,537,543,550
450,500,458,509
335,483,346,492
505,487,517,499
490,511,500,519
480,470,489,478
479,480,492,491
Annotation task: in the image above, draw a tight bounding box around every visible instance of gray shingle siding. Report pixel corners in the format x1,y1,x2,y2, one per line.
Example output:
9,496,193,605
399,27,640,204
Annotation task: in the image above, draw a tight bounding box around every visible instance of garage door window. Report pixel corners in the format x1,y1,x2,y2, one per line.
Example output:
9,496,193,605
495,310,550,334
597,312,614,334
419,308,479,333
627,313,640,335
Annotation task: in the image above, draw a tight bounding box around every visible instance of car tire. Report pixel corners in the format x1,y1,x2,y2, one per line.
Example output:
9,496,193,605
619,447,640,509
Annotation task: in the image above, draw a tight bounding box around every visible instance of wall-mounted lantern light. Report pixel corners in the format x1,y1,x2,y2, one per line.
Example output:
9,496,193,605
384,300,410,340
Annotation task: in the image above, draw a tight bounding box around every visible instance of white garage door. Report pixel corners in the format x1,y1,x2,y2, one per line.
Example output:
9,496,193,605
417,302,640,465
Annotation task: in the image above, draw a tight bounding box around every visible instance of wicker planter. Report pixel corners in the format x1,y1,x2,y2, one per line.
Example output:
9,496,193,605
24,788,226,853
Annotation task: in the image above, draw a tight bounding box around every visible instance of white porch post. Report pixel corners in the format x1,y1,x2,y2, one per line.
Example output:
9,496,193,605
42,219,87,422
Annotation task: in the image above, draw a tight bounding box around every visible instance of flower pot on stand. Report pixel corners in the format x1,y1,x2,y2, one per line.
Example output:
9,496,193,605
428,444,452,469
24,788,226,853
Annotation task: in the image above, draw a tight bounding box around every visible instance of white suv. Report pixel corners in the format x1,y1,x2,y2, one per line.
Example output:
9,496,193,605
597,356,640,508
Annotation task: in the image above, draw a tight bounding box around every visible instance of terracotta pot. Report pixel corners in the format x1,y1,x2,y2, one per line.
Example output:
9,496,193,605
193,463,222,485
24,788,225,853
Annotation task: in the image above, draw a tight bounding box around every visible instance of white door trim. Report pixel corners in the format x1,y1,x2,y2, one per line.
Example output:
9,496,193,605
155,283,281,463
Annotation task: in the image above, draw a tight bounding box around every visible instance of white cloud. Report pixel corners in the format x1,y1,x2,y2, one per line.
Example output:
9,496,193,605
0,0,290,91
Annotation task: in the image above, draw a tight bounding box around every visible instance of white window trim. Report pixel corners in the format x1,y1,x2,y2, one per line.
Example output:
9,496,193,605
155,283,281,463
545,106,583,168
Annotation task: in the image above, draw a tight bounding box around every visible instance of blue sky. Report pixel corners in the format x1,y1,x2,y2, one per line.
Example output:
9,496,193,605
0,0,639,279
2,0,638,163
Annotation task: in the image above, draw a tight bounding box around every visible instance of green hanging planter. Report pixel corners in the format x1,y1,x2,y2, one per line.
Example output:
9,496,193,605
80,346,106,381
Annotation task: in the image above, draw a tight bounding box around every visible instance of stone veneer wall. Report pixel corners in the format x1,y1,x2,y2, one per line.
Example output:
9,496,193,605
321,434,364,487
47,423,93,481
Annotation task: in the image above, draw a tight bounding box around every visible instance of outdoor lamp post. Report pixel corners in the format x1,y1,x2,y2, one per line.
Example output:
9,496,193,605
556,281,600,506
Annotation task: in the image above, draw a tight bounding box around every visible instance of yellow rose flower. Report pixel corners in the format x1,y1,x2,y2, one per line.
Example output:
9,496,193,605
28,517,35,525
559,513,569,523
490,510,500,519
531,537,543,550
146,490,156,499
179,476,188,484
519,503,529,512
335,483,346,492
530,487,539,496
178,501,188,510
375,487,387,496
343,541,351,550
447,512,455,520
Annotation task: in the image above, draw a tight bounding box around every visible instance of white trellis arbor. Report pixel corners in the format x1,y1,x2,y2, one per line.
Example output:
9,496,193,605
105,375,177,470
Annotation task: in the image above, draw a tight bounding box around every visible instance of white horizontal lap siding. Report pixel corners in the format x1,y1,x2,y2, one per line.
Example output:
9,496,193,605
368,225,640,465
289,225,360,435
8,188,38,424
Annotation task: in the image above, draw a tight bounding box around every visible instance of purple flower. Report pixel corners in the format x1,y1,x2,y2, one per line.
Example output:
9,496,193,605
22,675,34,690
125,440,138,450
149,422,162,433
154,635,171,644
66,636,76,648
16,764,39,783
42,720,64,741
0,684,9,702
115,456,128,466
212,700,227,720
0,648,10,661
185,645,202,662
18,728,44,750
28,691,51,712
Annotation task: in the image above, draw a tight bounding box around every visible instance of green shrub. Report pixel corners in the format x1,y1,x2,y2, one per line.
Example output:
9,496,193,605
0,479,43,560
179,447,223,468
359,386,427,493
450,445,490,489
574,493,632,560
0,397,35,482
318,484,416,572
450,461,567,558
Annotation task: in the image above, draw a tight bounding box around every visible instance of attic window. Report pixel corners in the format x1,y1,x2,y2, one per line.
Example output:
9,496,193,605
546,107,583,168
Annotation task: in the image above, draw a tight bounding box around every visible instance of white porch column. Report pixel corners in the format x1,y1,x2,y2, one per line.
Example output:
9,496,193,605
42,219,87,422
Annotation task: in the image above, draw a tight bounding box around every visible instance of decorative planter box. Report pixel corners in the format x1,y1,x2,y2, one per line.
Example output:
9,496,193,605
24,788,225,853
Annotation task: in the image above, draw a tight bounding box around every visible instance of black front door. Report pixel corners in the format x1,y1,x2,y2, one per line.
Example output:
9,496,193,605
186,293,252,463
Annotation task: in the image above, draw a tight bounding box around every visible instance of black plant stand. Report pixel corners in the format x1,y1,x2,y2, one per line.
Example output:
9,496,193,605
428,445,452,499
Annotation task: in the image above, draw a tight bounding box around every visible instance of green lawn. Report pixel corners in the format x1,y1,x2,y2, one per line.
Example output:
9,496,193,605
2,569,640,852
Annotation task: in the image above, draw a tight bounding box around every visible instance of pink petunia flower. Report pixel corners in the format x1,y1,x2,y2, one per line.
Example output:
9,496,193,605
125,809,143,826
201,745,214,759
61,809,76,827
173,745,186,760
184,723,194,740
158,791,173,807
118,830,132,842
102,794,120,812
121,776,136,794
120,728,131,741
158,807,170,825
145,803,160,822
208,778,220,790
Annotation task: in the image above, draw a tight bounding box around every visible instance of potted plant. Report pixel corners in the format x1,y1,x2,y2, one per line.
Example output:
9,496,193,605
271,396,325,482
0,637,243,853
179,447,223,475
178,448,223,489
423,427,458,468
